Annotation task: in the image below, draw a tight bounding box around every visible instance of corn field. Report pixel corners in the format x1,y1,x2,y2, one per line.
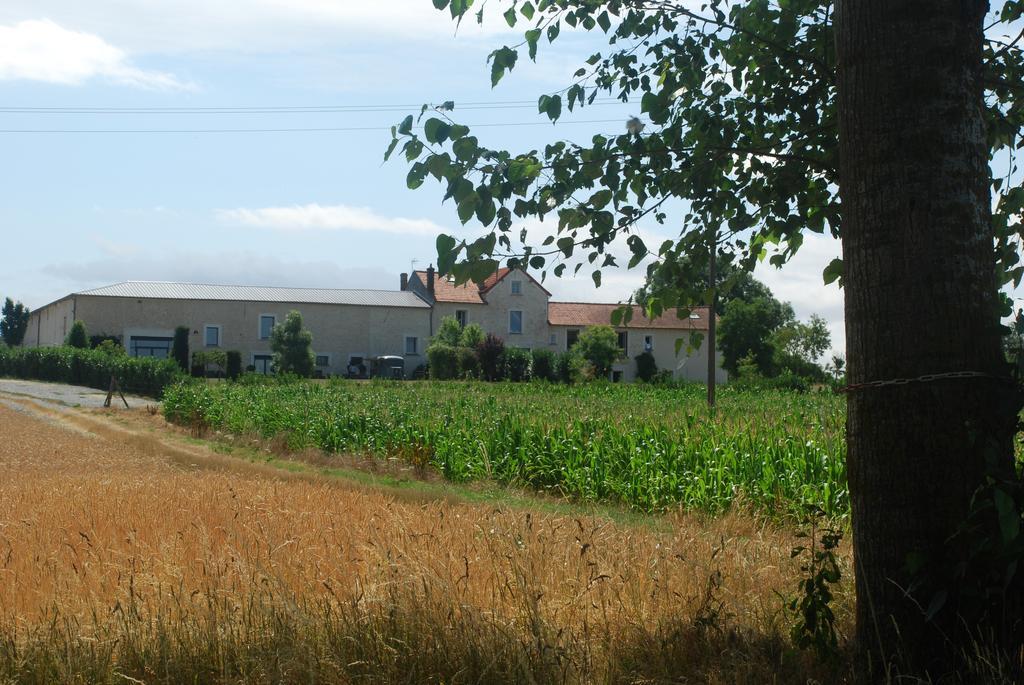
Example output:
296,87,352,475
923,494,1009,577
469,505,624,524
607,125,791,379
162,380,847,518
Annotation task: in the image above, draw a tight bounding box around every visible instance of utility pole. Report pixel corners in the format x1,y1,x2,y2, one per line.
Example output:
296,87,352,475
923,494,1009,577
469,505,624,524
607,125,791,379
706,227,717,411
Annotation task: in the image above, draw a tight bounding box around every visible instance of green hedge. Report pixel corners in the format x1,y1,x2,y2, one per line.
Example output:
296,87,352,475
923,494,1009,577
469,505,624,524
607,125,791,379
0,346,184,398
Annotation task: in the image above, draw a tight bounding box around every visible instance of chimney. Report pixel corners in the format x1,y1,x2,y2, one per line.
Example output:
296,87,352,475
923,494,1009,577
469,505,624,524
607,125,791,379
400,273,408,291
426,265,435,297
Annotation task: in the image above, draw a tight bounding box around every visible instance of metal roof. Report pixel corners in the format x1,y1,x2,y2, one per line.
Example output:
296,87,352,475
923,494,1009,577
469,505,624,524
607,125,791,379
75,281,430,308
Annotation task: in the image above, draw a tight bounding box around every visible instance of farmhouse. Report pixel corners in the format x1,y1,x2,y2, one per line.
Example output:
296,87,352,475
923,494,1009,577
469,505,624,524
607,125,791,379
25,267,726,382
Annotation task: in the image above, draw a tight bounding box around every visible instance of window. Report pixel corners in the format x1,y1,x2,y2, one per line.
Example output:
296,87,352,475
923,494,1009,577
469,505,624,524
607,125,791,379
253,354,273,374
549,333,557,346
644,335,654,352
455,309,468,327
315,355,330,367
204,325,221,348
405,336,419,355
566,329,580,349
129,335,173,359
259,315,276,340
617,331,628,353
612,370,624,383
511,280,522,295
509,310,523,335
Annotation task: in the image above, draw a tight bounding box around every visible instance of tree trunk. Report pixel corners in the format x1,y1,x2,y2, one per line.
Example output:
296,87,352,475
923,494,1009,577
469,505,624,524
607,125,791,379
836,0,1021,676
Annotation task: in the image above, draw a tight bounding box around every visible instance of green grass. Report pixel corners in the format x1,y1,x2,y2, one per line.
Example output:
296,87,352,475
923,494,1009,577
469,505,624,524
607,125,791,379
162,379,847,518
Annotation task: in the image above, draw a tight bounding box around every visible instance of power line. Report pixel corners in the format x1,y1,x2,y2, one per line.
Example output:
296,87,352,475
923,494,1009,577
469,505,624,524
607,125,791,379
0,98,626,115
0,118,630,134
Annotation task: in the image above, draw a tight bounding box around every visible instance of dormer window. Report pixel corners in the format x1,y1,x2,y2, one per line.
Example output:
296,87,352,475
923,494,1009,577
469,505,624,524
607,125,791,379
511,280,522,295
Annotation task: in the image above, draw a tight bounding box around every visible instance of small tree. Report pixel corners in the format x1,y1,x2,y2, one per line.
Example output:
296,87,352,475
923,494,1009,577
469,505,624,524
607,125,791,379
226,351,242,380
476,334,505,381
171,326,190,371
270,311,314,377
576,325,619,379
434,316,463,347
555,350,586,384
1,298,30,347
65,320,88,349
634,351,658,382
460,322,485,348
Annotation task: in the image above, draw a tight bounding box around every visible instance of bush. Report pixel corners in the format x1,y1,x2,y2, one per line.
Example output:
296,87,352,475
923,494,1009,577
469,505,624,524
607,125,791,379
502,347,532,382
460,322,485,348
427,344,459,380
635,351,658,382
89,334,121,349
456,346,480,379
66,321,89,349
94,339,125,357
576,325,619,378
476,334,505,381
172,326,190,372
226,351,242,380
531,348,556,382
434,316,463,347
555,350,586,384
0,345,183,397
192,350,228,378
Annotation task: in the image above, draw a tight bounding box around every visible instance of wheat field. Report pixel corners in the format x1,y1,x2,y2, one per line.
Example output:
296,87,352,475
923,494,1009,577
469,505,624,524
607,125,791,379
0,399,852,683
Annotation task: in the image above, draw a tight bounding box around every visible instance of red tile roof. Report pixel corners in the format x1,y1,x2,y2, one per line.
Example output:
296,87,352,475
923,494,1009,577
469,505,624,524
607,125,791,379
414,267,551,303
548,302,711,330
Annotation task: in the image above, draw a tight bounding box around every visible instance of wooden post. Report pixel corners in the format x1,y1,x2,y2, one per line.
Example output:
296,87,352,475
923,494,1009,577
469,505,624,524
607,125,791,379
104,375,129,409
707,228,717,411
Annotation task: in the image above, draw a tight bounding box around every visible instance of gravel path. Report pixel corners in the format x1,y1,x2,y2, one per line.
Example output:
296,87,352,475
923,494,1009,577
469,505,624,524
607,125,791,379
0,378,154,410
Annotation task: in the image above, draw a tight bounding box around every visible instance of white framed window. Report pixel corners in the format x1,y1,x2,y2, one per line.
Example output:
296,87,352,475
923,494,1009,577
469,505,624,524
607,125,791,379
509,310,523,335
315,354,331,368
510,280,523,295
405,336,419,355
259,314,276,340
455,309,468,327
644,334,654,352
204,324,221,348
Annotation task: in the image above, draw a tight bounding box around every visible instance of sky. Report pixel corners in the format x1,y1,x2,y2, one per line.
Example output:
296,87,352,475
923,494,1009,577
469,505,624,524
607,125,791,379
0,1,862,356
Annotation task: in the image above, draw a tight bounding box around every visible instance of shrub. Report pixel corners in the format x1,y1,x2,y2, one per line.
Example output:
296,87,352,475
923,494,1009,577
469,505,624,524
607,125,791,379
531,348,556,382
456,346,480,379
66,321,89,349
0,345,182,397
502,347,532,382
271,311,315,377
172,326,190,371
576,325,619,378
226,351,242,380
89,334,121,349
427,344,459,380
434,316,463,347
94,339,125,357
635,351,658,382
555,350,586,384
192,350,227,378
460,322,485,348
476,334,505,381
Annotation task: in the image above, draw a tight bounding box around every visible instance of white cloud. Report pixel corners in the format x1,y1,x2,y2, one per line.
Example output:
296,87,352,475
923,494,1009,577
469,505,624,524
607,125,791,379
217,203,452,236
0,19,193,90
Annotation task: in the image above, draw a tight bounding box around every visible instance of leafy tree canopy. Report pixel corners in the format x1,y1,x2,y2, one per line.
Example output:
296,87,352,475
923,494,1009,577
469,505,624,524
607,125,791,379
717,296,793,375
635,252,773,314
389,0,1023,320
575,324,620,376
0,298,30,347
271,311,315,377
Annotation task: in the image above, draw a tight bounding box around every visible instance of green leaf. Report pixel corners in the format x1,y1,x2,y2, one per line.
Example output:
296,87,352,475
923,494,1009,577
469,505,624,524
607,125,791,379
592,270,602,288
556,237,575,258
397,115,414,136
489,46,518,87
525,29,541,61
424,118,452,144
520,1,535,20
436,234,459,274
822,258,844,286
547,22,560,42
503,5,517,27
384,137,399,162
